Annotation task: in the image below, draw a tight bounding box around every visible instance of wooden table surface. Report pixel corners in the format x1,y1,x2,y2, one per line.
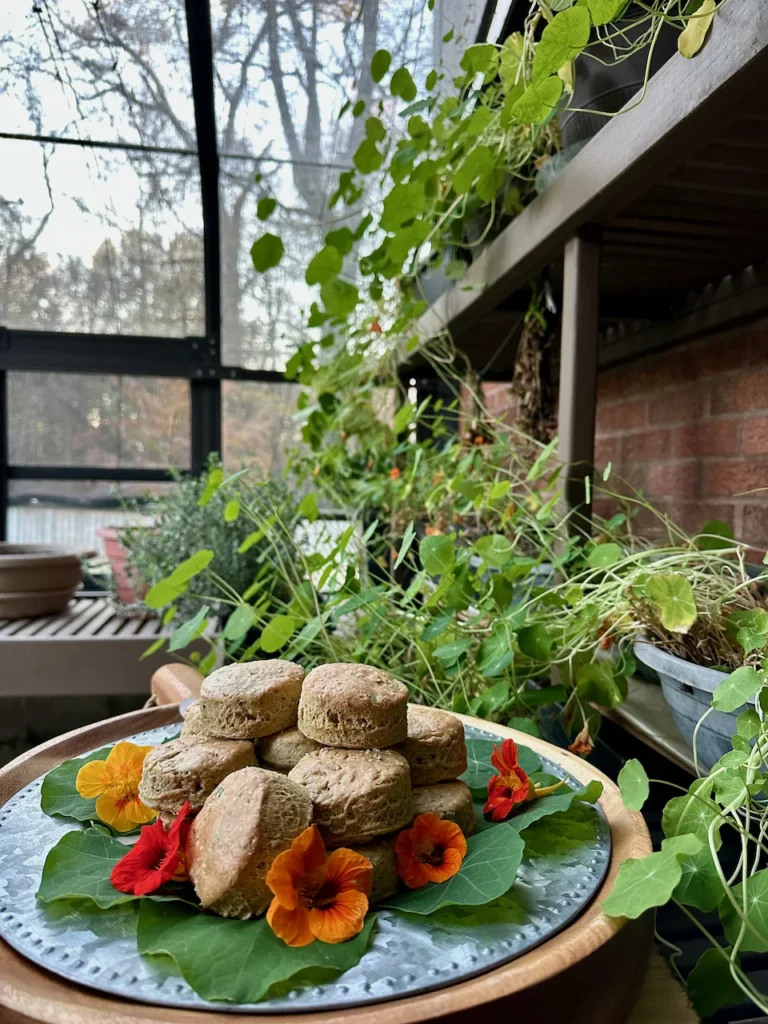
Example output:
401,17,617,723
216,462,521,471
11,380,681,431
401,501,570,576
0,704,656,1024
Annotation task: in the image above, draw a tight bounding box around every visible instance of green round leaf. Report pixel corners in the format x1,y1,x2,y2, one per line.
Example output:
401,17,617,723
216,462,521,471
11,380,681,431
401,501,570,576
260,614,299,653
371,48,391,83
533,7,591,81
223,499,240,523
320,277,359,317
256,197,277,221
391,66,417,102
305,245,343,286
645,572,697,634
510,76,564,126
353,137,384,174
712,665,763,713
517,623,554,662
585,542,622,568
419,533,455,575
617,758,649,811
250,233,284,272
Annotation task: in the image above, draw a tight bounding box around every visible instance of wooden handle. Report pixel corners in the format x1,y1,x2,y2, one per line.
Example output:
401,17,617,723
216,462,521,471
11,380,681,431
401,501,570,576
150,664,203,705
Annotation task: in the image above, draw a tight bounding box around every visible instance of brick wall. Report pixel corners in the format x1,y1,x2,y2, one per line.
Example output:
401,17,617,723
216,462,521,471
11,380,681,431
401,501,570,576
595,316,768,549
480,315,768,551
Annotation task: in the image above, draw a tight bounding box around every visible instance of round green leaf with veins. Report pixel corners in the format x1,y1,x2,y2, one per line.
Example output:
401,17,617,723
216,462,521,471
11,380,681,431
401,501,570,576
251,233,284,272
617,758,649,811
510,76,564,125
533,7,591,80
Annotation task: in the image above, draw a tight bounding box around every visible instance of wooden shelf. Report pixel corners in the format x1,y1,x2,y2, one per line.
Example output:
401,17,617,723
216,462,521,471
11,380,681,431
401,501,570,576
416,0,768,376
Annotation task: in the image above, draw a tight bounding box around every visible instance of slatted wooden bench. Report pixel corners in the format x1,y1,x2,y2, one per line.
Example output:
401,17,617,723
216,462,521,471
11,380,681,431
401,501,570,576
0,596,216,696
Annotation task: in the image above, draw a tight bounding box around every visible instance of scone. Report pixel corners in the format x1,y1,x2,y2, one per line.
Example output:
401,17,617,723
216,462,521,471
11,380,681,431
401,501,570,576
349,836,398,903
187,767,312,918
197,660,305,739
289,747,412,845
399,705,468,785
180,701,222,739
298,663,408,748
411,780,476,837
138,737,256,815
258,727,320,772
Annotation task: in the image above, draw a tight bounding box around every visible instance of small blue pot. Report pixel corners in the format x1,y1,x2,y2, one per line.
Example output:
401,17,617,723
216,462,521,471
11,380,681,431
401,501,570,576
633,641,746,772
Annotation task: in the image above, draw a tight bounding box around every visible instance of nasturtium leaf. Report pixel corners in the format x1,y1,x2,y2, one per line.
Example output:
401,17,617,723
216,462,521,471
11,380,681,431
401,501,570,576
353,137,383,174
475,534,514,569
507,717,539,738
522,802,601,859
379,825,525,914
505,780,603,833
712,666,763,713
510,76,563,125
678,0,716,58
169,605,209,652
137,899,377,1004
380,182,426,231
320,277,359,317
618,759,649,811
517,624,554,662
306,245,343,286
256,197,277,221
169,549,215,585
452,145,494,195
41,747,115,825
419,533,455,575
365,116,387,142
459,43,500,81
223,499,240,523
433,639,472,664
394,521,416,570
145,577,187,610
499,32,524,84
586,542,622,568
198,466,223,506
695,517,735,551
720,869,768,951
585,0,628,25
222,603,255,641
297,491,319,523
325,227,355,256
477,630,514,678
488,480,510,501
426,69,438,90
731,608,768,657
352,99,365,117
36,828,186,908
391,67,417,101
687,946,743,1017
673,844,724,912
645,573,697,633
260,614,298,654
737,708,761,740
602,834,702,920
662,779,723,847
371,48,391,83
250,233,284,272
533,7,590,80
462,737,541,793
421,613,454,642
576,661,626,708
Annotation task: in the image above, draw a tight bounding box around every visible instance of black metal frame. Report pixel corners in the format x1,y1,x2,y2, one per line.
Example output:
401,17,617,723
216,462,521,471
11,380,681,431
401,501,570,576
0,1,291,539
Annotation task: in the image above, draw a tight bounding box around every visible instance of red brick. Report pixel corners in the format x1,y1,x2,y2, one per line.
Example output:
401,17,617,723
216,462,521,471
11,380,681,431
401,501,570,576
594,436,620,468
686,333,748,378
743,415,768,455
647,384,706,426
646,461,702,499
710,370,768,415
706,459,768,498
742,502,768,547
621,429,672,463
595,399,646,434
663,501,736,537
672,419,740,458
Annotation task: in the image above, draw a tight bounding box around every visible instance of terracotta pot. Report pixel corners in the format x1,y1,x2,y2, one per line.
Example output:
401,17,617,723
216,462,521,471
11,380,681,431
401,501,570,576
97,528,147,605
0,544,82,619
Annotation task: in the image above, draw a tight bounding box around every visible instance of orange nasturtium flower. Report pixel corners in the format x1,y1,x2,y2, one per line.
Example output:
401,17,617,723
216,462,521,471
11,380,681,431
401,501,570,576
484,738,565,822
75,741,156,832
266,825,373,947
395,812,467,889
389,466,401,479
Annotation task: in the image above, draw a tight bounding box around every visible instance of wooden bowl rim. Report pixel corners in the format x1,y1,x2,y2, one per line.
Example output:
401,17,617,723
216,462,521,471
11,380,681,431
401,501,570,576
0,705,651,1024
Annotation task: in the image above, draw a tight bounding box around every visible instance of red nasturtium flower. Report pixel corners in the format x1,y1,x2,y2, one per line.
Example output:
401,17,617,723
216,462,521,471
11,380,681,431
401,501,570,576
484,739,565,822
111,801,194,896
569,723,594,758
395,812,467,889
266,825,373,947
389,467,401,479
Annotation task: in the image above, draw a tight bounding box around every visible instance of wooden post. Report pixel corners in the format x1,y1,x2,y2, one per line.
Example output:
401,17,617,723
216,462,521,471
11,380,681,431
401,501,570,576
558,229,601,535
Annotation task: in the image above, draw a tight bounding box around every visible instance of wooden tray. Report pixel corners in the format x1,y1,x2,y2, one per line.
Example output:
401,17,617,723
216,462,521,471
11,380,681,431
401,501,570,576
0,706,653,1024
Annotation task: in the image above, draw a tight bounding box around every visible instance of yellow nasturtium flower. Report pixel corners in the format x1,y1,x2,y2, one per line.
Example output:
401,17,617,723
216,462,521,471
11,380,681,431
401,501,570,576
76,741,156,832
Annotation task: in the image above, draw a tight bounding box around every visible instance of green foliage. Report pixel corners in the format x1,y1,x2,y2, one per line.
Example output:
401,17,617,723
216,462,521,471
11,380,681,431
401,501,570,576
712,666,763,713
256,197,277,221
137,900,378,1004
370,48,391,83
602,835,702,920
380,825,525,914
645,573,697,633
687,947,744,1017
532,8,591,80
250,232,284,272
617,759,649,811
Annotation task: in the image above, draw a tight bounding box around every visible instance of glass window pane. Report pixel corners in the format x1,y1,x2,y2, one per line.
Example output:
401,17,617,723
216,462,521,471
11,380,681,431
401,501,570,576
0,141,204,335
8,373,190,469
7,479,174,552
0,1,196,145
222,381,300,476
213,0,436,369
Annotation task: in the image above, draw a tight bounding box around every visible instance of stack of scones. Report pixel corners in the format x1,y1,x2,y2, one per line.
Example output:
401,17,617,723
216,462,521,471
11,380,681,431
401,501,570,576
138,660,471,918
